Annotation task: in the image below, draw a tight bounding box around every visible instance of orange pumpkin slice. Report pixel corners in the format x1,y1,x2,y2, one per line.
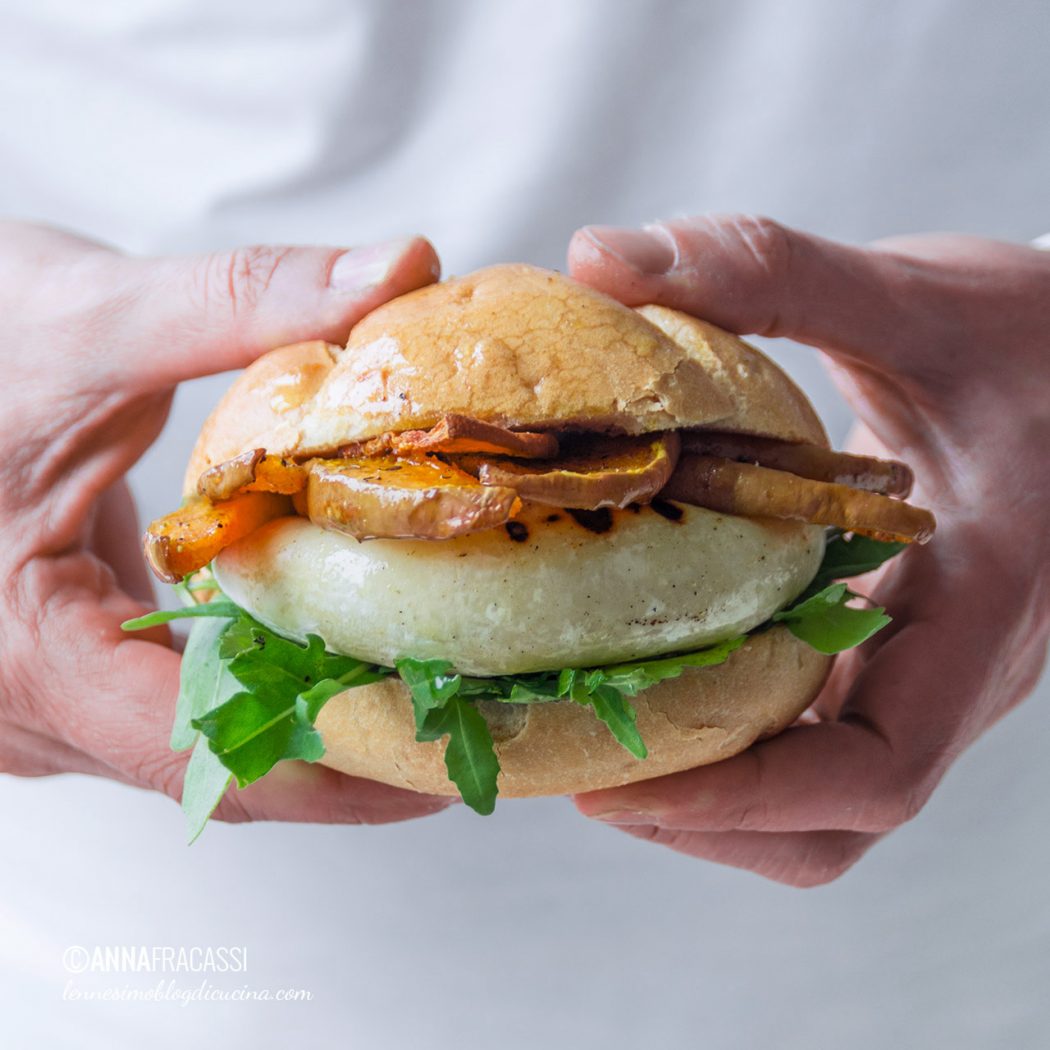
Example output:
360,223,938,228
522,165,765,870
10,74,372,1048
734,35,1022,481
471,432,680,510
143,492,292,582
306,456,521,540
197,449,308,502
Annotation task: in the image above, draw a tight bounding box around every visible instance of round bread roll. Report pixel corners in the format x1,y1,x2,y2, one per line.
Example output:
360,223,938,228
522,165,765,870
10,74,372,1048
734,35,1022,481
191,264,835,798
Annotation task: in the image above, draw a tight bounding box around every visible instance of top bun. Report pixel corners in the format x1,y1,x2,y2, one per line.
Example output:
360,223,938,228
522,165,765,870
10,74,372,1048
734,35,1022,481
185,264,826,494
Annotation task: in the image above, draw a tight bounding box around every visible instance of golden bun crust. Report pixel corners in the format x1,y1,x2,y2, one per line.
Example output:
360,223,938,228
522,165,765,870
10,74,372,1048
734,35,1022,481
185,265,827,494
314,626,831,797
183,340,337,497
293,264,734,452
636,305,828,447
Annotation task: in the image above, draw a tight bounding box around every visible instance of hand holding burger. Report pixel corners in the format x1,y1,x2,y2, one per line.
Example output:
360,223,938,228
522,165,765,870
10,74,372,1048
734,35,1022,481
566,215,1050,885
0,220,452,826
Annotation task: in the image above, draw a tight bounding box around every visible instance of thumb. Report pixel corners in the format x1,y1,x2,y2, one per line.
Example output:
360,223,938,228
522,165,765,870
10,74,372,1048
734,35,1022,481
568,213,930,374
117,237,440,389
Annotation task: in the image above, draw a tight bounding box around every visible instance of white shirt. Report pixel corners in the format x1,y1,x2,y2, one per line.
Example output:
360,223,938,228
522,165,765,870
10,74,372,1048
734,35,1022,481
1,2,1048,1046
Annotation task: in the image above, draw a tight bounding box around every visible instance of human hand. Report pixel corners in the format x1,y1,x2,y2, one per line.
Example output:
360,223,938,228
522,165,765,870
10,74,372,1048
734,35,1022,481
0,221,454,824
568,214,1050,885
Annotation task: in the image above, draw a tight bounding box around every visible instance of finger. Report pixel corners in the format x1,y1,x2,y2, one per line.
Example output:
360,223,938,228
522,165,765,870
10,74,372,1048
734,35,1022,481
574,720,916,835
89,480,156,606
568,213,944,374
2,223,440,412
96,237,440,390
1,222,438,390
213,761,455,825
0,719,137,782
615,824,880,888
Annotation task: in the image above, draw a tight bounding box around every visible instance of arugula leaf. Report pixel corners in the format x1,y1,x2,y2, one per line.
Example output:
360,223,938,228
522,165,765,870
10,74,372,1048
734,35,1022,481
416,696,500,815
182,736,234,844
172,616,239,751
174,616,243,841
120,601,243,631
192,616,389,786
806,530,906,595
579,683,647,759
773,582,890,654
396,636,750,778
600,636,748,695
397,658,464,730
395,658,500,813
192,687,317,784
458,672,562,703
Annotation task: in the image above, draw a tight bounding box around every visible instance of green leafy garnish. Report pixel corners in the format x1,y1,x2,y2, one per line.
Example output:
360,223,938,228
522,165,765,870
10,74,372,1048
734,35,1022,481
416,695,501,816
772,582,890,654
572,678,647,759
192,619,389,787
173,615,241,840
182,737,234,844
120,601,244,631
804,529,906,596
398,659,465,722
393,636,747,803
171,615,240,752
397,658,501,813
598,636,748,695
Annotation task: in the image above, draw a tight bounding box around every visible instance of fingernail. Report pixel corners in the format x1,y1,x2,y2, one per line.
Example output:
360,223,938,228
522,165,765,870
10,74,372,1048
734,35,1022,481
329,238,412,292
583,225,676,275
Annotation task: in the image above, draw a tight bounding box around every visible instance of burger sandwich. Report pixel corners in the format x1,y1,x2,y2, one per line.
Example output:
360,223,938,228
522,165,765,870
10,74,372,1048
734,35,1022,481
124,265,935,838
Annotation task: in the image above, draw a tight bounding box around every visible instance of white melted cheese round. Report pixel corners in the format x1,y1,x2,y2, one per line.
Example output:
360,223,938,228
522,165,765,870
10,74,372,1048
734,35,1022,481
214,502,824,676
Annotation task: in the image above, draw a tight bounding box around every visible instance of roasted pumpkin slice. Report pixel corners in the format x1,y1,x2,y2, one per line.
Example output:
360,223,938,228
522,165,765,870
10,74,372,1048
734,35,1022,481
143,492,292,582
198,449,308,501
307,456,521,540
681,431,914,497
245,454,308,495
663,454,936,543
386,414,558,458
471,432,681,510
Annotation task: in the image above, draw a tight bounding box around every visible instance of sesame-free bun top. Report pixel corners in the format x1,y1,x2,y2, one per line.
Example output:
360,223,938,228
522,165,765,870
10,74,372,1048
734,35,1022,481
184,265,826,495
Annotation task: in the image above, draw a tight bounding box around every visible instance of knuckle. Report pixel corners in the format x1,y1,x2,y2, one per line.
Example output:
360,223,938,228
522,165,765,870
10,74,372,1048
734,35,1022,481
731,797,771,831
895,780,932,826
202,245,294,316
127,745,188,801
623,823,665,844
726,213,794,280
867,754,940,831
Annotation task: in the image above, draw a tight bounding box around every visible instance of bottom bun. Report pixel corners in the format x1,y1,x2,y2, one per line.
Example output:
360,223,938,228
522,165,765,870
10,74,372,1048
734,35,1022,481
314,626,831,797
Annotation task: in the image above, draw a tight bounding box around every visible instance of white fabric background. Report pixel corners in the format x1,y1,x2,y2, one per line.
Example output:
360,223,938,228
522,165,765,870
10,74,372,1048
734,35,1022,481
1,1,1048,1046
